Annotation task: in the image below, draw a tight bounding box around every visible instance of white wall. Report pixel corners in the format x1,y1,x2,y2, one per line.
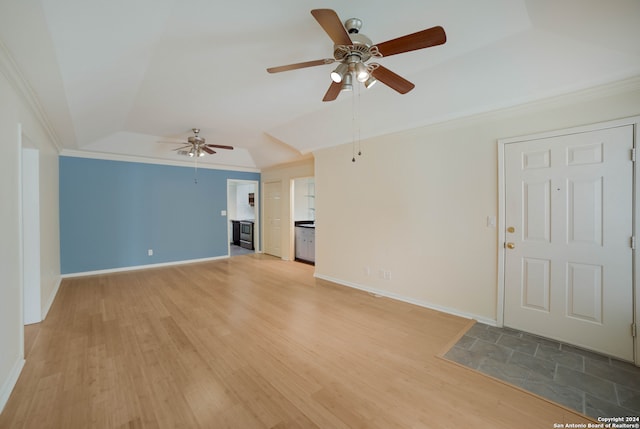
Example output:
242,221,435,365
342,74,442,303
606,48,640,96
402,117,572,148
314,76,640,324
236,183,256,220
0,46,60,412
293,177,315,221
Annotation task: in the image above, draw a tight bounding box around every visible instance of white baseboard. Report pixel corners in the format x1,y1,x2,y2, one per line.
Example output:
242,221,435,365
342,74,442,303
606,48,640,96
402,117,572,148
0,357,25,414
61,255,229,279
41,277,62,320
313,273,497,327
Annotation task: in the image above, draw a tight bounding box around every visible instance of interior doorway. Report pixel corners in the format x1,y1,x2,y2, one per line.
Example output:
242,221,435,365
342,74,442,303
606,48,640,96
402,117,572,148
226,179,259,256
291,177,315,264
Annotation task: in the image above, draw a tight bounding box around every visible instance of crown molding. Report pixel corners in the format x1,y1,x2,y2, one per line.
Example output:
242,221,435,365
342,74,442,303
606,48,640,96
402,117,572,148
0,39,62,152
59,149,261,173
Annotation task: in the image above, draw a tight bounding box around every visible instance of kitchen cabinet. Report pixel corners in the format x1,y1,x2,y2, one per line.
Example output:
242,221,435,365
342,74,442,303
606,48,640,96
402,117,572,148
231,220,240,245
295,226,315,264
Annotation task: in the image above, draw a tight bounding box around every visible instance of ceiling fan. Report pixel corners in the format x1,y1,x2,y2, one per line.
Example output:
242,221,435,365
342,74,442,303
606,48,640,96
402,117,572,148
267,9,446,101
171,128,234,157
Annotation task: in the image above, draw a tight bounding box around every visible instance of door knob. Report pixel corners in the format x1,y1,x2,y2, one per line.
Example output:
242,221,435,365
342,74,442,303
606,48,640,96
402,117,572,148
507,226,515,233
506,242,515,249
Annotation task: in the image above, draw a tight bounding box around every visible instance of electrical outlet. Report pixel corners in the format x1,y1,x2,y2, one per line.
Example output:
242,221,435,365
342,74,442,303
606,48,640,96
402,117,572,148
384,271,391,280
364,266,371,276
148,249,153,256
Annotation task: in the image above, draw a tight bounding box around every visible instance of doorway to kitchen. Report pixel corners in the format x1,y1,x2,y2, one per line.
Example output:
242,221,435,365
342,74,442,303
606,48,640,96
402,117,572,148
227,179,259,257
291,176,315,265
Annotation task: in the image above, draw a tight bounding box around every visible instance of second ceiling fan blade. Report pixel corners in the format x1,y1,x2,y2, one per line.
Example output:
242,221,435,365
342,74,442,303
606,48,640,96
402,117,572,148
322,81,342,102
311,9,352,46
375,26,446,57
267,58,335,74
202,146,216,155
206,144,234,150
371,65,415,94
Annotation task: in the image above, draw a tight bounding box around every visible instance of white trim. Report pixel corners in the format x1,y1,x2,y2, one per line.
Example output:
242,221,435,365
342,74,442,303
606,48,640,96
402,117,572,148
0,40,62,151
499,116,640,145
60,149,260,173
61,255,229,279
497,115,640,366
16,123,25,361
496,141,506,328
0,358,25,414
634,122,640,366
314,273,497,327
41,277,62,320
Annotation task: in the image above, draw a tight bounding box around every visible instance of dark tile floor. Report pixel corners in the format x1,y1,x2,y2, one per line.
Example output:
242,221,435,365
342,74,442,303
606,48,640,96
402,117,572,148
230,244,254,256
444,322,640,419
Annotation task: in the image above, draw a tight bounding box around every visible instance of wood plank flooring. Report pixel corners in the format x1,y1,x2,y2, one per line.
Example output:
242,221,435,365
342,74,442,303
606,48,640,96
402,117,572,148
0,254,592,428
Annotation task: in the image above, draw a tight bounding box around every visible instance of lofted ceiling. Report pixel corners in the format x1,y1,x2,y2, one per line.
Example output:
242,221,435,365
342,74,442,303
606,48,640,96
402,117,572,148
1,0,639,171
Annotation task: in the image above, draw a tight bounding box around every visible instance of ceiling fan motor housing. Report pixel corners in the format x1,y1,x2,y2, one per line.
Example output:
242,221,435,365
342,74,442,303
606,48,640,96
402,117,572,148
333,34,373,63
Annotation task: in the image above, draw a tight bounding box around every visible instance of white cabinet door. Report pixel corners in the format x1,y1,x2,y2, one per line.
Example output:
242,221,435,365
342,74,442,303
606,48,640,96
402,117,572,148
264,181,282,257
307,229,315,262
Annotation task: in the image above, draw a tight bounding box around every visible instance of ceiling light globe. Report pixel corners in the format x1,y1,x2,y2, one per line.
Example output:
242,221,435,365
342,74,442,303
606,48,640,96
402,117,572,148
331,63,348,83
355,62,369,82
341,72,353,91
364,76,377,89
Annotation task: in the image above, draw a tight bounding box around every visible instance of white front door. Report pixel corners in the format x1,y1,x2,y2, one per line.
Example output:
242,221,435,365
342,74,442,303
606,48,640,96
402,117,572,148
264,181,282,257
504,125,634,361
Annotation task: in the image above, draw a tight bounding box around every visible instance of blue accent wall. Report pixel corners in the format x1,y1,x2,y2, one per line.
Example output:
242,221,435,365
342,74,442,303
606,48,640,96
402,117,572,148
59,156,259,274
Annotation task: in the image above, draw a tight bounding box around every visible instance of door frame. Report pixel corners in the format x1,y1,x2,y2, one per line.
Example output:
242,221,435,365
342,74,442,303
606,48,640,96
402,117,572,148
226,179,260,255
262,180,283,258
497,116,640,365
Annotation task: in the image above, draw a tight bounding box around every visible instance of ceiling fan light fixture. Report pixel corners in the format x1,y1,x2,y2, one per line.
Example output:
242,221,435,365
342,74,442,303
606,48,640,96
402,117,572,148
364,76,377,89
330,63,349,83
341,72,353,91
354,62,369,82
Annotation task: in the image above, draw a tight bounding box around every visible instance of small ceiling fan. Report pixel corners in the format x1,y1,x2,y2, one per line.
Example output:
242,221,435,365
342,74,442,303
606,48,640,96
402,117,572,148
171,128,234,157
267,9,446,101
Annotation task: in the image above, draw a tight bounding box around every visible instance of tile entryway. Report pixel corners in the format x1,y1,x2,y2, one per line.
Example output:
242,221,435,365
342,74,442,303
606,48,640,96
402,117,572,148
444,323,640,419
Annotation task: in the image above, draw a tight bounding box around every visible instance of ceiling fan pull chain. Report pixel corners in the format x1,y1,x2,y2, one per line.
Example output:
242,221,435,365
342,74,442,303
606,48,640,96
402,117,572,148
352,77,357,162
357,83,362,157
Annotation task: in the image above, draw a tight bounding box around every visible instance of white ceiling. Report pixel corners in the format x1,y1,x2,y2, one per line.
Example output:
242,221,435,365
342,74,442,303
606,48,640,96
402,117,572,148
1,0,639,170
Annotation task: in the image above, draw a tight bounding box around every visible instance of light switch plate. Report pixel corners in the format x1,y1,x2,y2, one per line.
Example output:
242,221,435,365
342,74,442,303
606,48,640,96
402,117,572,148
221,210,227,216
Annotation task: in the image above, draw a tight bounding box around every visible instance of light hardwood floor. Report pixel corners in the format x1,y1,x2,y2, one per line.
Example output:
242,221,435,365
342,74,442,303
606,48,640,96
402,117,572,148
0,254,592,428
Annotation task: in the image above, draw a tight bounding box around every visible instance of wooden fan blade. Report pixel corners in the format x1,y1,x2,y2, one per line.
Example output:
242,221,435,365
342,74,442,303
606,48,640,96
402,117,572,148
202,146,215,155
322,81,342,102
311,9,352,45
206,144,234,150
375,26,446,57
267,58,335,74
371,65,415,94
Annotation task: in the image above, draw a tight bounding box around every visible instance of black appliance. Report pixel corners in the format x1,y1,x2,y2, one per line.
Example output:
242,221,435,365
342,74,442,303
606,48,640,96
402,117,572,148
240,221,254,250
